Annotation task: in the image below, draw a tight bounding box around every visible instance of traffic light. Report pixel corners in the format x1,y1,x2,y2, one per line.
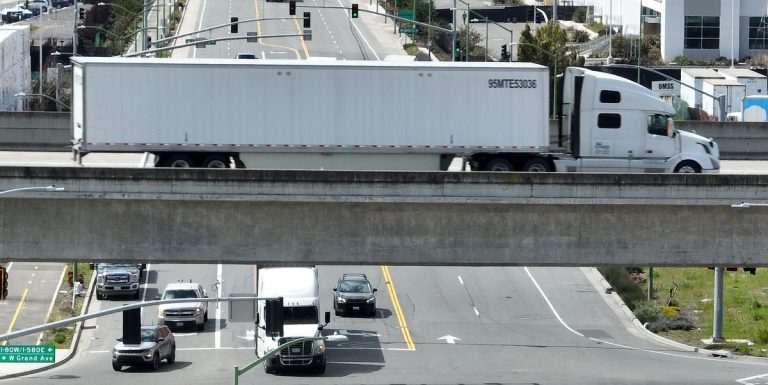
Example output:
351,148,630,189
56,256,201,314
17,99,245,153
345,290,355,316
230,16,238,33
303,12,310,28
289,0,296,15
265,297,284,337
501,44,507,60
455,46,462,61
351,3,358,18
0,266,7,300
146,35,152,48
78,7,84,19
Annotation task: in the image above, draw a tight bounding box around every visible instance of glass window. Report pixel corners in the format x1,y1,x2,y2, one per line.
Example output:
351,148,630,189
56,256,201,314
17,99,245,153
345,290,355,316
598,113,621,129
599,90,621,103
140,329,156,342
283,306,319,325
647,114,669,136
685,16,719,49
748,17,768,52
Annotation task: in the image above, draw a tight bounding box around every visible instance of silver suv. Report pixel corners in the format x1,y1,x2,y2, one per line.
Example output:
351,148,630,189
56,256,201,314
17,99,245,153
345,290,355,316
156,282,208,331
112,325,175,371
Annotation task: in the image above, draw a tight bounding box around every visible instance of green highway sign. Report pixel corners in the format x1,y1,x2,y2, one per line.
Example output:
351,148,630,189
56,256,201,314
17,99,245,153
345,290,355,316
206,40,216,45
399,27,419,34
397,9,414,21
0,345,55,363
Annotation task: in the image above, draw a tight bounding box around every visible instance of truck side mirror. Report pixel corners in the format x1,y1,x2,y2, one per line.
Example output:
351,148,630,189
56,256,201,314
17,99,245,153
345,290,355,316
332,288,337,291
373,288,377,293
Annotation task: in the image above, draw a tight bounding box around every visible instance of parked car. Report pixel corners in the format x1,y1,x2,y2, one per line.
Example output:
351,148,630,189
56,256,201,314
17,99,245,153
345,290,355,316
235,52,257,59
333,273,377,317
112,325,175,371
156,282,208,331
51,0,71,8
1,6,33,22
24,0,50,14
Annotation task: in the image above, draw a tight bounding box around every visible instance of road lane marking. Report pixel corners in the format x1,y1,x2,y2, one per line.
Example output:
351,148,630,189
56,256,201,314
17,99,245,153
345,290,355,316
380,266,415,350
3,288,29,345
215,263,222,349
457,275,464,285
140,263,152,321
37,265,68,345
255,0,302,59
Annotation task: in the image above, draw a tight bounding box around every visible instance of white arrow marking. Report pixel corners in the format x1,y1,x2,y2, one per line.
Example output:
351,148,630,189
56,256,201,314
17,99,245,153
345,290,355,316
438,335,461,344
237,330,255,341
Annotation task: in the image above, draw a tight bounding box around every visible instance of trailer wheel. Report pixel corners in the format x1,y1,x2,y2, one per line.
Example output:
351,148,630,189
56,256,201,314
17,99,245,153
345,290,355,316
484,158,513,172
165,154,194,168
674,160,701,173
202,155,230,168
522,158,551,172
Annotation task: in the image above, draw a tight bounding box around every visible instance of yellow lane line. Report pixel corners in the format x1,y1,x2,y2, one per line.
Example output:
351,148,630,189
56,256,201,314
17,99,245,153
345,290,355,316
381,266,415,350
290,16,310,59
254,0,303,59
2,288,29,346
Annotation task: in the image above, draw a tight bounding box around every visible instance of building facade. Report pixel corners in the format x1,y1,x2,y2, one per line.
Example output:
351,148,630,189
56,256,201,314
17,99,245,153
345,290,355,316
0,25,31,111
585,0,768,62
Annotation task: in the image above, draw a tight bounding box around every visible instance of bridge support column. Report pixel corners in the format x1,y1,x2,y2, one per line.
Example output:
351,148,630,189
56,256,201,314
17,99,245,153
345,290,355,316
712,266,725,343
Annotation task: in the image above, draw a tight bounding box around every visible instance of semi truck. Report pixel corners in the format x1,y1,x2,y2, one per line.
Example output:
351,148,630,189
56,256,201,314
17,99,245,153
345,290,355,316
71,57,719,173
256,267,330,374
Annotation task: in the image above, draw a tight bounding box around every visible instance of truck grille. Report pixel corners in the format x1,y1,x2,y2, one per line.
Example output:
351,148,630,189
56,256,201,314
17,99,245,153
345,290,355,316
164,309,195,317
278,338,312,357
105,274,129,284
345,298,367,304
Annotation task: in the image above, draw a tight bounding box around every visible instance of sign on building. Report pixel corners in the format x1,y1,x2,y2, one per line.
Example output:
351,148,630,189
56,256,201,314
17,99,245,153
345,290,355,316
652,81,681,97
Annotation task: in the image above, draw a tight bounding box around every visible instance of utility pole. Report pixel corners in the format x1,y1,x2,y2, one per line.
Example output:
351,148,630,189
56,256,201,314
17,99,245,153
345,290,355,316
712,267,725,343
553,0,557,22
451,0,456,62
73,0,78,55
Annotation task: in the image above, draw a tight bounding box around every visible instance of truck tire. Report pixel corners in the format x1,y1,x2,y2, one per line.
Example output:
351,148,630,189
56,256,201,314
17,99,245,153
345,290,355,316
315,362,326,374
202,155,230,168
204,311,208,322
264,362,273,374
96,292,104,300
522,158,551,172
133,290,140,299
112,361,122,371
484,158,513,172
674,160,701,173
164,154,194,168
197,322,204,332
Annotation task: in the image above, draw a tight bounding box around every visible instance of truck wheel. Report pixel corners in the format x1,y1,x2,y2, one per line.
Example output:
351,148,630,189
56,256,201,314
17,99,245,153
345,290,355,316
315,361,326,374
202,155,230,168
197,322,204,332
133,290,140,299
264,362,273,374
96,292,104,300
484,158,513,172
204,311,208,322
522,158,551,172
112,361,122,371
165,154,194,168
674,160,701,173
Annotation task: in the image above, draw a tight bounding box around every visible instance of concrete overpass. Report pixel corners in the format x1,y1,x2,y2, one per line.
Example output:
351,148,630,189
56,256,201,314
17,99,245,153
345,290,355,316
0,167,766,266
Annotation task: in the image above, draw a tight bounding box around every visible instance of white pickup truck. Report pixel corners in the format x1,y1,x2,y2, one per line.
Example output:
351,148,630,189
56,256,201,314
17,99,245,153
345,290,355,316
156,282,209,331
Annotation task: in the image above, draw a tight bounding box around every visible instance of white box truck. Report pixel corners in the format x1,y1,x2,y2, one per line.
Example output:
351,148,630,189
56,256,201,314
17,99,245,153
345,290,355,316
71,57,719,173
256,267,330,374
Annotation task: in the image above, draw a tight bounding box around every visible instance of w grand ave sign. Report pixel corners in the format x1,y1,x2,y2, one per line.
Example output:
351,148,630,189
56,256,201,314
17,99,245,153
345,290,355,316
0,345,55,363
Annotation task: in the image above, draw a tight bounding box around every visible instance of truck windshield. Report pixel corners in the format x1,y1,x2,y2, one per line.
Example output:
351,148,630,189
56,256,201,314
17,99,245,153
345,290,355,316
163,290,199,299
283,306,318,325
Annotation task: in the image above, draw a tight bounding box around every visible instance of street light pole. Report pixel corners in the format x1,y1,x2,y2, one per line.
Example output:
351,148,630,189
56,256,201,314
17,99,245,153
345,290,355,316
452,0,456,62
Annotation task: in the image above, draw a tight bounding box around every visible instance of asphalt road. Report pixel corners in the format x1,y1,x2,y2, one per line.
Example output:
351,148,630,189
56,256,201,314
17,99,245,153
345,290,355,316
8,265,768,384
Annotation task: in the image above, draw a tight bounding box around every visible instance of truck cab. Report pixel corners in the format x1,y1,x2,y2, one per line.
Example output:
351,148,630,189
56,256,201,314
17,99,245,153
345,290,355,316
256,267,329,374
558,68,719,173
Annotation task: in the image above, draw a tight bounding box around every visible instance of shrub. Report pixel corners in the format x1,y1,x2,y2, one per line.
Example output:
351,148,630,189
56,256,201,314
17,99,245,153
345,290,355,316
572,7,587,23
753,327,768,344
634,300,662,324
672,55,694,66
599,267,646,309
647,314,696,333
662,306,680,318
54,333,66,344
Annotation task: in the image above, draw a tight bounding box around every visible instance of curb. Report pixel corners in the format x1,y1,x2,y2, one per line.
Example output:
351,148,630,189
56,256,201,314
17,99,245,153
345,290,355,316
581,267,734,359
0,269,96,380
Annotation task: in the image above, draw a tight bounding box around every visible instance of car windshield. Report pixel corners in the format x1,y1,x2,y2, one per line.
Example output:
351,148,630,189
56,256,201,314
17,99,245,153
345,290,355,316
140,329,156,342
163,289,198,299
339,280,371,293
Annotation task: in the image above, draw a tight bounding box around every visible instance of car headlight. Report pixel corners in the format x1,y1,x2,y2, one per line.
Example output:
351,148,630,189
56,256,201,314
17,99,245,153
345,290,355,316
366,297,375,303
337,297,346,304
158,308,164,318
314,342,325,354
96,274,103,284
112,347,117,354
195,307,203,315
144,350,153,359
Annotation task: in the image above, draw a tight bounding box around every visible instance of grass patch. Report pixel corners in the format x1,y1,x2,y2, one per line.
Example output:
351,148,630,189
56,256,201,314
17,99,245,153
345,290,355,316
403,43,419,56
648,268,768,355
38,263,93,349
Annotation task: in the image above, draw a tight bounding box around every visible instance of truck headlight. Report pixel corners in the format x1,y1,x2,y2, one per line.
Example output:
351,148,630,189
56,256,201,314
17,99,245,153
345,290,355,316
130,273,139,283
195,307,203,315
96,274,103,284
337,297,346,304
314,343,325,354
158,308,164,318
366,297,375,303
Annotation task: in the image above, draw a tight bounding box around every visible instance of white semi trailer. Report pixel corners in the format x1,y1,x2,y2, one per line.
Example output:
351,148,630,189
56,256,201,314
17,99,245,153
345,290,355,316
71,57,719,173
